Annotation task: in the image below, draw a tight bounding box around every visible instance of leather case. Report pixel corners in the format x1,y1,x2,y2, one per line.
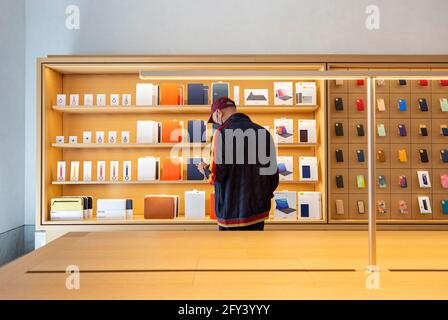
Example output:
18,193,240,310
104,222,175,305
398,99,407,111
356,98,364,111
335,123,344,136
419,149,429,163
356,150,365,162
418,98,429,112
377,123,386,137
419,125,428,137
336,175,344,188
161,157,182,180
441,149,448,163
144,196,177,219
335,97,344,111
335,199,345,214
160,83,184,105
377,98,386,112
398,124,407,137
399,79,407,86
356,124,365,137
377,150,386,162
161,120,183,143
398,149,408,162
335,149,344,163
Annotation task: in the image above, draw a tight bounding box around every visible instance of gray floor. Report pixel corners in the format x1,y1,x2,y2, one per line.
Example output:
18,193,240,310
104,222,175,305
0,225,35,267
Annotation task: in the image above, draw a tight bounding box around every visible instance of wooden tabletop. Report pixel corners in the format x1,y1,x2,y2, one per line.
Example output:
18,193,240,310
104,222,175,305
1,230,448,299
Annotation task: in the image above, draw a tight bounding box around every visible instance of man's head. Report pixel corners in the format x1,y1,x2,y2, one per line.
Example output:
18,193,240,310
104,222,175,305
208,97,237,125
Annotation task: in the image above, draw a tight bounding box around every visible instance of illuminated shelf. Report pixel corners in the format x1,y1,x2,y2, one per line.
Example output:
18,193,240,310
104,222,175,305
52,143,319,149
52,105,319,114
44,215,324,225
52,180,316,185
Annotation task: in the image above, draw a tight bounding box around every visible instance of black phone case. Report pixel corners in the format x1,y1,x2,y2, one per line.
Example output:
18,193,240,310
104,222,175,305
357,150,365,162
356,124,365,137
419,149,429,163
299,130,308,143
420,127,428,137
335,98,344,111
336,175,344,188
335,149,344,162
335,123,344,136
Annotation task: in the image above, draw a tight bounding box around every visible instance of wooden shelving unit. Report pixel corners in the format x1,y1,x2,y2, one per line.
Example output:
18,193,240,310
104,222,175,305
52,180,317,185
51,143,320,149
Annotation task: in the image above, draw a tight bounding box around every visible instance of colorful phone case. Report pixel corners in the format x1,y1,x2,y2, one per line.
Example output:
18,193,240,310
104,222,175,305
399,175,408,188
441,149,448,163
356,175,365,189
398,124,407,137
398,149,407,163
377,124,386,137
398,99,407,111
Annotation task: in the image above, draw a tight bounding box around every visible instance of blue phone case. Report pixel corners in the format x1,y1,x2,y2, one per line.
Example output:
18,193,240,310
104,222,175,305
301,204,310,218
302,165,311,179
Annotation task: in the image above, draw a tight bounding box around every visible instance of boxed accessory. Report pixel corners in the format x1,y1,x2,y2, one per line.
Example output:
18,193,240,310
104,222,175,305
185,190,206,219
297,192,321,219
273,191,297,220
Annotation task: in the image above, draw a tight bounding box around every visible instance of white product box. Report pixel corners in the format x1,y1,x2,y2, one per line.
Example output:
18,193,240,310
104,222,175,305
110,94,120,106
273,191,297,220
96,94,106,106
185,190,206,220
297,192,322,220
108,131,117,144
57,161,66,181
121,131,130,144
110,161,119,182
83,161,92,181
69,136,78,144
233,86,240,105
137,121,160,143
299,157,318,182
136,83,154,106
277,156,294,181
69,94,79,106
123,161,132,181
56,94,66,106
83,131,92,144
274,118,294,144
97,161,106,181
296,82,316,105
418,196,432,214
122,94,132,106
55,136,65,144
417,170,431,188
97,199,127,220
70,161,80,182
96,131,105,144
84,94,94,106
138,157,160,181
298,119,317,144
274,82,293,105
244,89,269,106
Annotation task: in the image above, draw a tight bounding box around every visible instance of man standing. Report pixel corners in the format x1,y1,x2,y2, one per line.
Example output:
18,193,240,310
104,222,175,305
197,97,279,230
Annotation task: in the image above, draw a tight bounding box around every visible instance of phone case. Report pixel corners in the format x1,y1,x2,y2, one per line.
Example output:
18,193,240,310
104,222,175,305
335,98,344,111
302,165,311,179
398,149,407,162
398,99,407,111
378,175,386,188
398,124,407,137
418,98,429,112
441,149,448,163
442,200,448,215
398,79,407,86
399,200,409,214
440,98,448,112
357,79,364,86
377,124,386,137
335,123,344,137
300,204,310,218
356,99,364,111
336,175,344,188
357,200,365,214
335,200,344,215
441,126,448,136
377,200,387,214
419,149,429,163
335,149,344,163
377,99,386,112
356,175,365,189
377,150,386,162
419,80,428,87
441,174,448,189
419,125,428,137
356,124,365,137
399,175,408,188
357,150,365,162
299,130,308,143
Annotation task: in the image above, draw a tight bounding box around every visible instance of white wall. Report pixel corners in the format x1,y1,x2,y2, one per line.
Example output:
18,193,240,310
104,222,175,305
24,0,448,224
0,0,25,233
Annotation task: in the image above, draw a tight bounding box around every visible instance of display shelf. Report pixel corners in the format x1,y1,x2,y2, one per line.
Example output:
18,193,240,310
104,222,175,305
44,215,325,225
52,143,320,149
52,105,319,114
51,180,317,185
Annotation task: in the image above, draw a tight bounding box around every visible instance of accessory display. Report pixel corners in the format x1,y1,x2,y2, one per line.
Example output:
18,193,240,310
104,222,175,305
274,82,293,105
441,149,448,163
274,119,293,143
377,200,387,214
441,200,448,215
187,83,209,105
277,156,293,181
161,157,182,181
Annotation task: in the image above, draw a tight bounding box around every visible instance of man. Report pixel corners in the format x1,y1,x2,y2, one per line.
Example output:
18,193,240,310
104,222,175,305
197,97,279,230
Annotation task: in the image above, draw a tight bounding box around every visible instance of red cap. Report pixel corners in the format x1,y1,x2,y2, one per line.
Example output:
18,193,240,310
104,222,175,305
207,97,236,124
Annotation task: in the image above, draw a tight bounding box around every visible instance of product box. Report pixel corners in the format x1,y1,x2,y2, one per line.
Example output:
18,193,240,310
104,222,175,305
185,190,206,219
296,82,316,105
299,157,318,182
277,156,294,181
273,191,297,220
297,192,322,220
274,118,294,144
274,82,293,105
297,119,317,143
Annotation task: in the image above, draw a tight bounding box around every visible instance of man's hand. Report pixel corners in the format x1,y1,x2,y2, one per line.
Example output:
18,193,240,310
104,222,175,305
197,162,209,175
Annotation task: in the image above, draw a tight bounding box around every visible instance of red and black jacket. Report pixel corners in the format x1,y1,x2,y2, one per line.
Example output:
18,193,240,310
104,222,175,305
205,113,279,227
